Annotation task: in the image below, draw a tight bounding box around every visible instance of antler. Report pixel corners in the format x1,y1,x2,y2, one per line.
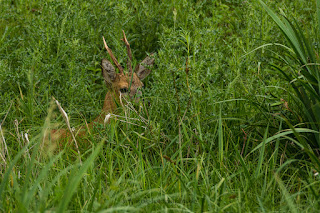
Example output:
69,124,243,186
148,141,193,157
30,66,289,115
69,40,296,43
121,30,133,73
102,36,124,74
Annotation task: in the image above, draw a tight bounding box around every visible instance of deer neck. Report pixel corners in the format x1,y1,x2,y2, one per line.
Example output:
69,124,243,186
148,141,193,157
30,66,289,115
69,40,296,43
102,90,118,114
91,90,119,124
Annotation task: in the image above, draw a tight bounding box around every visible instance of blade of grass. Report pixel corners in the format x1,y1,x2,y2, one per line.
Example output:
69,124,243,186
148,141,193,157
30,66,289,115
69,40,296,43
24,152,63,207
57,141,103,212
251,128,318,153
318,0,320,38
255,125,269,178
274,173,298,213
0,144,30,208
218,110,223,165
21,140,42,205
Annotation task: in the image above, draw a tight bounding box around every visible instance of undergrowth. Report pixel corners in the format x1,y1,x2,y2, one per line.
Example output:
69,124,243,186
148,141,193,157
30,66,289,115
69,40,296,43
0,0,319,212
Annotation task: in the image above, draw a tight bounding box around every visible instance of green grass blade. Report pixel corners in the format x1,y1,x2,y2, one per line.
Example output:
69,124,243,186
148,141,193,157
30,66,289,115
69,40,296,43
37,164,74,212
259,0,306,63
218,111,223,165
230,139,250,181
251,128,318,153
255,125,268,178
0,144,30,208
98,206,139,212
24,152,64,207
317,0,320,38
274,173,298,213
57,141,104,212
282,119,320,172
21,141,42,206
275,159,298,174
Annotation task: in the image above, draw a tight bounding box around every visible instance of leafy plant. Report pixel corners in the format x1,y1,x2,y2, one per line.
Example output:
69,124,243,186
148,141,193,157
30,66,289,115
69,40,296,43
259,0,320,152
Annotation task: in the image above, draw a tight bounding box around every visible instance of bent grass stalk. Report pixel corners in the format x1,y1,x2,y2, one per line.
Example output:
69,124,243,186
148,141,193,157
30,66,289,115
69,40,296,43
54,97,82,165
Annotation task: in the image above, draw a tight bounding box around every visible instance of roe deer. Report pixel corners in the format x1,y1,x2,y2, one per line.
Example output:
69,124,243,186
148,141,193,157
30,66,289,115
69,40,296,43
49,30,155,144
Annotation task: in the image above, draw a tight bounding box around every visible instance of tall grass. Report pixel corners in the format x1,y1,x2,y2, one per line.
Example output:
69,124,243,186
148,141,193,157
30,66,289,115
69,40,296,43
259,0,320,168
0,0,319,211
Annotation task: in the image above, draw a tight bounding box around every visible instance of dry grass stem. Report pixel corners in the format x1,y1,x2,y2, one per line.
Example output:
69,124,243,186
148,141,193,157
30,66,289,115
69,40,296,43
0,102,12,165
14,119,22,148
123,98,148,124
54,98,82,165
0,125,7,165
103,113,111,127
23,133,31,160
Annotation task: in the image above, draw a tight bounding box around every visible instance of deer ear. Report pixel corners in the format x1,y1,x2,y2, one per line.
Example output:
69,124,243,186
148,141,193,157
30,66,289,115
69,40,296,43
101,59,116,85
135,55,155,80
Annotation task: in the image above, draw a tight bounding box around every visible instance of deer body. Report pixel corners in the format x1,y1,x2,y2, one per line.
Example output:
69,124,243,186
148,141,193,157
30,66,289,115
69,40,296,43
49,31,154,143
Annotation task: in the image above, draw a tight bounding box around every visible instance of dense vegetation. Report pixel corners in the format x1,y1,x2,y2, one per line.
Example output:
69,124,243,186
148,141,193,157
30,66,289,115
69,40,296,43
0,0,319,211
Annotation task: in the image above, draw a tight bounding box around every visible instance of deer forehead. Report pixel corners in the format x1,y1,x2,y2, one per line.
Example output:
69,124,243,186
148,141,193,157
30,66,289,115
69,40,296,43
116,73,143,88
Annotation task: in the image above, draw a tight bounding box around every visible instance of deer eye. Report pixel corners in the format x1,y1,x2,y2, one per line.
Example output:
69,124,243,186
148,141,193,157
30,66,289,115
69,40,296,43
120,88,128,93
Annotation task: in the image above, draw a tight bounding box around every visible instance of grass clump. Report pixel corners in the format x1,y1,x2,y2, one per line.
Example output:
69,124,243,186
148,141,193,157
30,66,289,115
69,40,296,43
0,0,320,212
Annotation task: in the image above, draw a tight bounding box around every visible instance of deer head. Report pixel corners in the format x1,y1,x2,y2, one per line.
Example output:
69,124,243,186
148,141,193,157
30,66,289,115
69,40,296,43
47,31,154,147
101,30,154,104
